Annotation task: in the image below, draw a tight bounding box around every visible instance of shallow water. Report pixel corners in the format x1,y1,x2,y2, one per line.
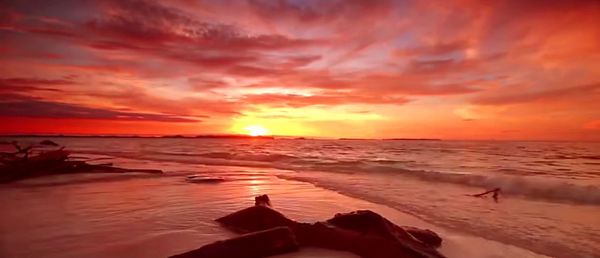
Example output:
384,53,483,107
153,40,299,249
0,137,598,257
0,164,545,258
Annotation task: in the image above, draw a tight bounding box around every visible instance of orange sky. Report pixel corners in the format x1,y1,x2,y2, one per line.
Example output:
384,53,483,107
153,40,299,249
0,0,599,140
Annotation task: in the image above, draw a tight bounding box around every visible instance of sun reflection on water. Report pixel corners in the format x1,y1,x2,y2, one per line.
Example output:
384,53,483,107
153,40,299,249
247,178,266,196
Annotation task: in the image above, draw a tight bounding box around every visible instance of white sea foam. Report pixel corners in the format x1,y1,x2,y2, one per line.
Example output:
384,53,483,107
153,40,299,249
78,149,600,205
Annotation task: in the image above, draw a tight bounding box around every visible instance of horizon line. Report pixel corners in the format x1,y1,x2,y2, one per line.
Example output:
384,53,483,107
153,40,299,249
1,133,598,142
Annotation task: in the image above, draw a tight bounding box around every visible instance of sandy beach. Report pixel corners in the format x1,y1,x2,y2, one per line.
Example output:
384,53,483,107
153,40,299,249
0,163,548,258
2,0,599,257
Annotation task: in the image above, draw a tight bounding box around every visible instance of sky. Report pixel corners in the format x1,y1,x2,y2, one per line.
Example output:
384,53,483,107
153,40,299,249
0,0,599,140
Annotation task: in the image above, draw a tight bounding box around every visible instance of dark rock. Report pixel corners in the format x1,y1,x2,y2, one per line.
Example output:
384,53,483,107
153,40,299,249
327,210,443,247
255,194,271,207
327,210,418,242
404,226,443,248
298,222,444,258
0,141,162,183
28,149,70,162
179,195,447,258
169,226,299,258
327,210,400,239
39,140,59,146
216,205,295,234
326,210,444,257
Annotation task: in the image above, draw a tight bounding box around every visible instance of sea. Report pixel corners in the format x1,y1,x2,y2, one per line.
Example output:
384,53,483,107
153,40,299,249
0,137,598,258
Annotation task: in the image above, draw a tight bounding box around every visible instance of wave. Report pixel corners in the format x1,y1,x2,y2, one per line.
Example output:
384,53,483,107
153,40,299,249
544,154,600,160
73,149,600,205
296,162,600,206
153,151,297,163
278,169,600,207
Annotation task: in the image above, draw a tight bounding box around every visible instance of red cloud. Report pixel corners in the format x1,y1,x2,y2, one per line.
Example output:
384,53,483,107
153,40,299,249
394,40,469,57
473,83,600,105
245,72,481,97
0,97,198,122
0,0,598,139
88,0,321,51
0,78,72,93
242,92,410,107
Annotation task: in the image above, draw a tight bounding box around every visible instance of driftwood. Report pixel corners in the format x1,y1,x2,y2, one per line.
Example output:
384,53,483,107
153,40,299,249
470,188,501,202
0,140,162,183
171,195,445,258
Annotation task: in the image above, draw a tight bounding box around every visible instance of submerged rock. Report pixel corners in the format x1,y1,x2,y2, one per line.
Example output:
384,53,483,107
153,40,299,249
216,205,295,234
39,140,59,146
186,175,225,183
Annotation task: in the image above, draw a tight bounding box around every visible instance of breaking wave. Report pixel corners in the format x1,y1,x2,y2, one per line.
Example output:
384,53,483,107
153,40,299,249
75,149,600,206
279,166,600,206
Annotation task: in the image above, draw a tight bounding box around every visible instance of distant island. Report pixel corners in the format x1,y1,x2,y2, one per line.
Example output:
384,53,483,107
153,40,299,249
1,134,438,141
174,135,274,140
383,138,441,141
0,134,275,140
339,138,441,141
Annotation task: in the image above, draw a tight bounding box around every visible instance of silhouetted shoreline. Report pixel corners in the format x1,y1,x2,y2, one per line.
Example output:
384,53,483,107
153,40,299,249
339,137,442,141
384,138,442,141
2,135,440,141
0,134,275,140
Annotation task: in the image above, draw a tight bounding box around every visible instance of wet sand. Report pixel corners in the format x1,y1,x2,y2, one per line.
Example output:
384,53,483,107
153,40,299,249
0,165,547,258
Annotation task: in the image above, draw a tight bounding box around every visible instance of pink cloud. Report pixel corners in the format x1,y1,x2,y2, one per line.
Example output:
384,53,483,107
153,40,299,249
0,0,599,139
473,83,600,105
0,96,198,122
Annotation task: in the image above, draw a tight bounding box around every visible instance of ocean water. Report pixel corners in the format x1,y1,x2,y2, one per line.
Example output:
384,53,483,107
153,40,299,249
1,137,599,257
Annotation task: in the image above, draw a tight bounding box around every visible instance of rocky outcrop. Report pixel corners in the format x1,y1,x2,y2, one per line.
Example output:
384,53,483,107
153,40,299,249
171,195,445,258
170,227,299,258
215,205,296,234
403,226,443,248
0,140,162,183
327,210,443,248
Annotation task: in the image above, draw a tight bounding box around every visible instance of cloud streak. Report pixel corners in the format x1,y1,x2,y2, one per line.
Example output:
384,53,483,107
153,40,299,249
0,0,599,139
0,98,198,122
473,83,600,105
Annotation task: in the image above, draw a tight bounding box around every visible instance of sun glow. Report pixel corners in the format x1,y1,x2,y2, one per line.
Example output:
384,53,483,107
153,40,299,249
244,125,269,136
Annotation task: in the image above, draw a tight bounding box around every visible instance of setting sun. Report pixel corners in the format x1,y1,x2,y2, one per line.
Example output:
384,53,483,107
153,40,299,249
1,2,599,257
244,125,269,136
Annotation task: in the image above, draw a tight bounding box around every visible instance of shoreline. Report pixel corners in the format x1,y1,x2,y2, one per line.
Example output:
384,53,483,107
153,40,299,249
0,164,549,258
